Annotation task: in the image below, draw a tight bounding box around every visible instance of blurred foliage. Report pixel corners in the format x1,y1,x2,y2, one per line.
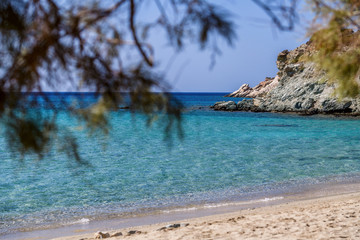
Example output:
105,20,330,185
6,0,357,160
0,0,238,160
252,0,298,31
307,0,360,98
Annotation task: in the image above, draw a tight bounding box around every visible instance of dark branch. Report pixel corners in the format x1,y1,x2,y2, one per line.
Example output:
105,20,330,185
129,0,153,66
252,0,297,31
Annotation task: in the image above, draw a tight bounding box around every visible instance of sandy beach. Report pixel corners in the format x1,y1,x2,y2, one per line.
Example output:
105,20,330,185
50,191,360,240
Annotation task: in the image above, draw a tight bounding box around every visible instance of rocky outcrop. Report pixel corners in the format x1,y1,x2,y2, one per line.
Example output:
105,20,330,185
212,101,238,111
226,76,279,98
225,84,252,98
214,38,360,115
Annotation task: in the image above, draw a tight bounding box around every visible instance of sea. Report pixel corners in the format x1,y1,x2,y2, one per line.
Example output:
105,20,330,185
1,92,360,238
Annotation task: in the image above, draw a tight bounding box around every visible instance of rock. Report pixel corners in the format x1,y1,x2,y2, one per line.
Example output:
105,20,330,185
166,223,181,228
276,50,289,70
217,36,360,115
228,104,237,111
94,231,110,239
225,76,279,98
294,101,302,109
248,76,279,98
284,63,302,77
237,99,254,111
127,230,141,236
110,232,123,237
213,101,237,111
302,98,315,110
225,84,252,97
320,99,352,113
157,223,189,231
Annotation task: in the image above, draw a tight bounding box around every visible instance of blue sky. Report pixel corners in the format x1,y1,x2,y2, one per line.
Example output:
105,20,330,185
151,1,309,93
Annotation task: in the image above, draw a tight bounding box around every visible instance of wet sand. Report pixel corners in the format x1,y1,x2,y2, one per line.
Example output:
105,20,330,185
52,191,360,240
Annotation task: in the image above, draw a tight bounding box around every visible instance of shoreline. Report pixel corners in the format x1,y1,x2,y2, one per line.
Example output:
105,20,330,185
212,100,360,118
4,180,360,240
57,188,360,240
53,192,360,240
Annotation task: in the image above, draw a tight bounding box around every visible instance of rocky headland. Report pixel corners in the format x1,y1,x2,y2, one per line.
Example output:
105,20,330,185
213,31,360,115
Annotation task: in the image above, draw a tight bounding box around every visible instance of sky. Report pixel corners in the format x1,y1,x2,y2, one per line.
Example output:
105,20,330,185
151,0,310,93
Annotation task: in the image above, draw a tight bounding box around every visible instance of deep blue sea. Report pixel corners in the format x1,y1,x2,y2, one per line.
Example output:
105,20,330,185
2,92,360,236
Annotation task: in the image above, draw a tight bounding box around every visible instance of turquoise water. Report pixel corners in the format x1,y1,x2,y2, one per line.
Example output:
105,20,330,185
1,93,360,235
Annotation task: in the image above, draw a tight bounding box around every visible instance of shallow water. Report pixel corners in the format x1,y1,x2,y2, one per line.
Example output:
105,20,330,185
1,93,360,235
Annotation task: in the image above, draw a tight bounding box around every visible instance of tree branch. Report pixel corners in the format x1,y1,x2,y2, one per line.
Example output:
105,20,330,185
129,0,153,66
252,0,297,31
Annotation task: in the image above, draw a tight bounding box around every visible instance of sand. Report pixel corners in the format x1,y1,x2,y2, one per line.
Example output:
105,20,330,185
53,192,360,240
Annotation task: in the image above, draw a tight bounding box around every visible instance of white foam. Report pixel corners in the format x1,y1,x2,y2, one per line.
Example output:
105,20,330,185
72,218,90,224
259,196,284,202
203,196,284,208
162,207,198,214
161,196,284,213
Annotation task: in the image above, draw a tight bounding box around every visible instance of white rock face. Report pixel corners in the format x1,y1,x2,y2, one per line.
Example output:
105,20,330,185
248,76,279,98
226,77,279,98
226,84,252,97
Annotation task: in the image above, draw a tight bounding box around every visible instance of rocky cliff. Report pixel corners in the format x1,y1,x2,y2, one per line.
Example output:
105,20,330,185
214,38,360,115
